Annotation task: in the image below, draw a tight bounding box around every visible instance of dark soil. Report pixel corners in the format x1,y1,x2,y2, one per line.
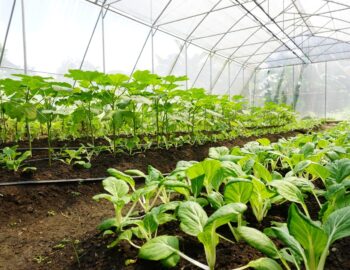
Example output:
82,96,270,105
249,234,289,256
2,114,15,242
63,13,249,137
1,129,314,183
1,127,349,270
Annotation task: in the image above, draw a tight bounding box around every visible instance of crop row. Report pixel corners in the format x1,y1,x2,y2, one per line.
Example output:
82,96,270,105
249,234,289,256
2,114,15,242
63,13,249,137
94,121,350,270
0,70,308,167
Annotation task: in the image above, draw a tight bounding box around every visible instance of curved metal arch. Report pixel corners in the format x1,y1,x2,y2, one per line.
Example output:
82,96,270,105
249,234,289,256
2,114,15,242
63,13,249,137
239,1,339,67
220,0,295,60
80,0,350,72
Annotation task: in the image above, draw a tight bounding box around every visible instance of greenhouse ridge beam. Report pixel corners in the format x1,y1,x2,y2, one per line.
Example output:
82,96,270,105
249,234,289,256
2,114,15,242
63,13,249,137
226,0,296,66
251,0,313,63
254,2,339,69
190,5,343,42
233,0,308,65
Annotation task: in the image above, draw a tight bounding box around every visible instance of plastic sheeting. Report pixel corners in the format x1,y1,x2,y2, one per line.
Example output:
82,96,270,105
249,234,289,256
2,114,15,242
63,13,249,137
1,0,350,98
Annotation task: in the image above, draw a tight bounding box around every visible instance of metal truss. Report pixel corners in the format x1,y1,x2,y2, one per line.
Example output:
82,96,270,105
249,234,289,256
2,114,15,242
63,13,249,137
2,0,350,97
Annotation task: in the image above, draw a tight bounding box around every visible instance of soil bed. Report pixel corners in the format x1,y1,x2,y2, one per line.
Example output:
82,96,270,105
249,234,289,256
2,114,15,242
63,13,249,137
1,129,315,183
1,126,348,270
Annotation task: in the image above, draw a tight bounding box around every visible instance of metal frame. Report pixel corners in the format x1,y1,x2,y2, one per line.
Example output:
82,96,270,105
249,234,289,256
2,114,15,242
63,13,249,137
2,0,350,100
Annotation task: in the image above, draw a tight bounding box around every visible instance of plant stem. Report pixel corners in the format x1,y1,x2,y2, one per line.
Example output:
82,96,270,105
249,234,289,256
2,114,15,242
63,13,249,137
175,250,209,270
25,118,32,153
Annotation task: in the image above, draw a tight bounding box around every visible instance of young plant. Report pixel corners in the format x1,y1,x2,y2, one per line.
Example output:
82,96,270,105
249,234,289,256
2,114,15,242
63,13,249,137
93,176,135,232
57,146,91,168
0,146,33,172
177,201,247,270
238,204,350,270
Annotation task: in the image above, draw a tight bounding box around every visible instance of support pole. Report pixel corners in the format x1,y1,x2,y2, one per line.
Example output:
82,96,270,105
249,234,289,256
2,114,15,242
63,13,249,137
79,10,102,70
101,6,106,73
20,0,27,74
151,28,155,73
325,61,327,119
242,68,245,93
185,42,188,89
209,54,213,93
0,0,16,67
129,29,152,77
228,61,231,96
253,70,256,107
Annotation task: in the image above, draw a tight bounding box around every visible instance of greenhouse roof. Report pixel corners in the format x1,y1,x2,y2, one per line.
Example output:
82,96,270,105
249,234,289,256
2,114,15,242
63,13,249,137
89,0,350,68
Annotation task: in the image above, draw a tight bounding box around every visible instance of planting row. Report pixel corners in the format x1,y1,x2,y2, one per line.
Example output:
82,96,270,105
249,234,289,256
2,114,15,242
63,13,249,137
94,121,350,270
0,70,305,166
0,119,320,174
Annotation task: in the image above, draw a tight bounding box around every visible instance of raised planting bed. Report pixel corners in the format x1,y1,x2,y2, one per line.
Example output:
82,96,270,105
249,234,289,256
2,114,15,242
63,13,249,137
1,124,349,270
0,129,315,183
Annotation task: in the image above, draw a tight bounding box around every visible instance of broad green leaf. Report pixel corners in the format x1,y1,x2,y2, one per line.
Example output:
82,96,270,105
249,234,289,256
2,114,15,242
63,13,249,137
247,257,282,270
177,201,208,236
207,191,224,209
97,218,117,231
138,235,179,261
204,203,247,231
306,163,329,182
287,204,328,261
324,206,350,244
208,146,230,159
143,212,159,233
321,186,350,221
293,160,312,174
161,253,180,268
265,223,304,260
269,180,304,205
197,230,219,270
124,169,147,178
257,138,271,146
254,162,272,182
22,103,37,120
300,142,315,157
224,178,253,203
186,162,204,179
108,229,132,248
236,226,280,258
102,177,129,198
250,178,273,222
190,175,205,197
186,159,223,192
107,169,135,188
326,159,350,184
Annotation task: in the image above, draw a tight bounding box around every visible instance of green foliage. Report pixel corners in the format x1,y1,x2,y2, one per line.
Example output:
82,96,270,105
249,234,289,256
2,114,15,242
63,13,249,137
0,146,32,172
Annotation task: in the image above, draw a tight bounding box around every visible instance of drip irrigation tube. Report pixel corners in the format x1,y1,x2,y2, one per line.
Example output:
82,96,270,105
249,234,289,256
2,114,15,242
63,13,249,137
0,173,171,187
3,142,158,152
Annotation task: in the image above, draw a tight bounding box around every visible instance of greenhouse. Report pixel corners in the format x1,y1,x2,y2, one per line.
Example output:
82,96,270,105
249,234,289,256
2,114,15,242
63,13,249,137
1,0,350,269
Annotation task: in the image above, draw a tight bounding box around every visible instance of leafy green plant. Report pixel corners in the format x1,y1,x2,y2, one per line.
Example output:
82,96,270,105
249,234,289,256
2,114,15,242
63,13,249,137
239,204,350,270
93,177,134,232
0,146,33,172
177,201,247,269
138,201,247,270
57,146,91,168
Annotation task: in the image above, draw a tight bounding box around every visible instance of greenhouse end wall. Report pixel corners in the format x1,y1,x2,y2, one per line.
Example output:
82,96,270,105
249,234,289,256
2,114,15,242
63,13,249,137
248,59,350,120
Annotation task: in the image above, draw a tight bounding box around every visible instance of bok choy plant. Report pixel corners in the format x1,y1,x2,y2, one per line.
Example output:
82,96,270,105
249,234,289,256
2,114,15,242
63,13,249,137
238,204,350,270
138,201,247,270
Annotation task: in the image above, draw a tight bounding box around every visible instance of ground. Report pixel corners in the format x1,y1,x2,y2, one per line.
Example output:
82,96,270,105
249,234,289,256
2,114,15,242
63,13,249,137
1,128,349,270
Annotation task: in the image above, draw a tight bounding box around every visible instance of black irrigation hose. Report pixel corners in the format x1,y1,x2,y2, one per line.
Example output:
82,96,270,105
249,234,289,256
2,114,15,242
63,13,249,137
0,173,171,187
3,142,159,152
